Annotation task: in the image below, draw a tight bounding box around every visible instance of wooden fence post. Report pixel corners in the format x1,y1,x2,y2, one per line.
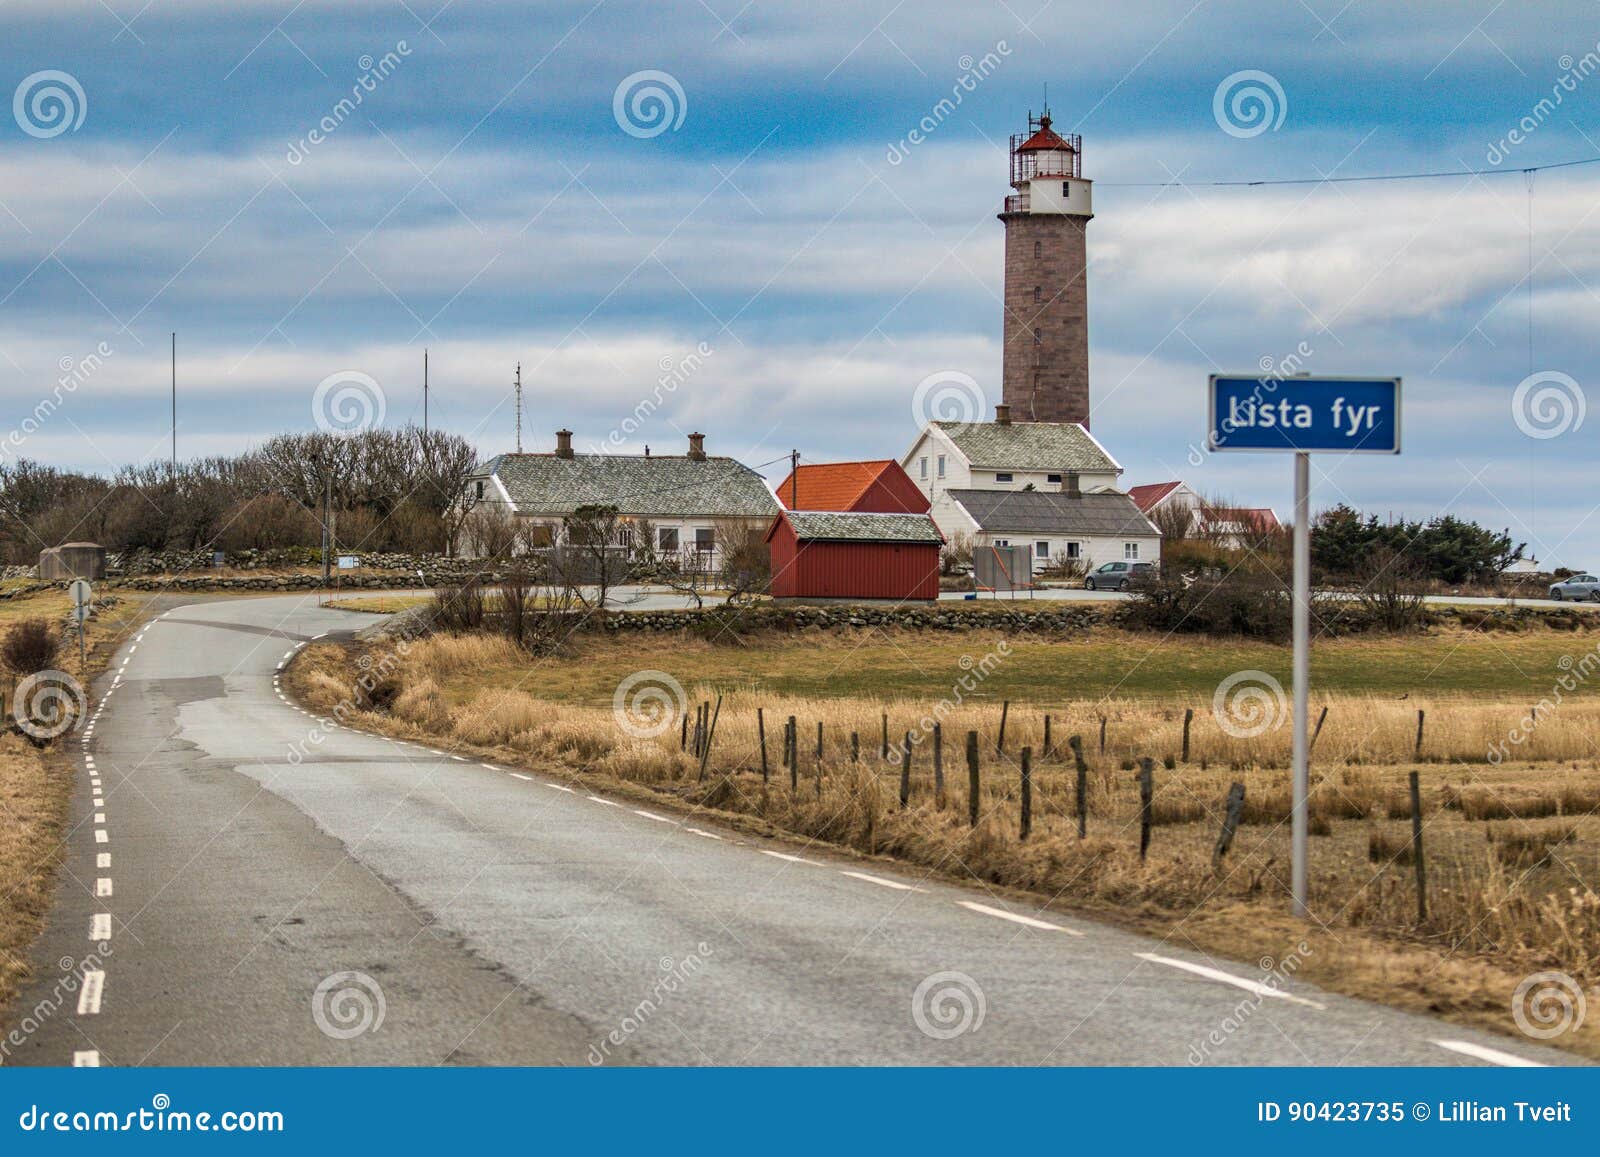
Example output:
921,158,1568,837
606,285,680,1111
851,731,859,763
1042,715,1051,759
997,700,1009,754
1137,757,1154,862
899,732,913,809
881,713,889,760
933,722,944,804
1414,709,1425,756
1019,747,1033,841
1181,707,1194,763
1308,705,1329,754
696,694,722,782
779,713,789,769
1068,734,1088,839
1213,782,1246,866
788,716,798,791
757,707,769,783
966,730,980,828
816,720,823,760
1409,770,1427,923
680,712,688,752
1099,715,1107,755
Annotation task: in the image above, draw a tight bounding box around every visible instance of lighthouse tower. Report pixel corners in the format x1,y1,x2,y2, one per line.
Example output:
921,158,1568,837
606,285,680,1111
998,110,1093,426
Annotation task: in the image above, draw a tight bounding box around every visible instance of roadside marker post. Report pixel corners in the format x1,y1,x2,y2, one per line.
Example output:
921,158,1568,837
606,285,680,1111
69,579,92,667
1208,374,1401,918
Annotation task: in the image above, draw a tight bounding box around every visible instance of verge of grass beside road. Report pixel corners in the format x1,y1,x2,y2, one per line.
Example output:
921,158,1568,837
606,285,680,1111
287,625,1600,1060
0,590,148,1020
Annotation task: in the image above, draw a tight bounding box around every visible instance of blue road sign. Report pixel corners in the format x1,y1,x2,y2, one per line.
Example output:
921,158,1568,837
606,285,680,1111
1208,375,1401,454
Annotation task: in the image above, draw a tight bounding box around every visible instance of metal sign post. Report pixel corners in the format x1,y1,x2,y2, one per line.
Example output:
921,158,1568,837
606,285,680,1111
1208,375,1401,918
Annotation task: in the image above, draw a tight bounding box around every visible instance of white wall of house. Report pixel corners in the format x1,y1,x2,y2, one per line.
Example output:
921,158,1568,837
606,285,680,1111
973,531,1162,571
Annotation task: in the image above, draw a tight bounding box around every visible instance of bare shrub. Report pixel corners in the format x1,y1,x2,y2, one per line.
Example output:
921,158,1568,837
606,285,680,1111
2,619,60,676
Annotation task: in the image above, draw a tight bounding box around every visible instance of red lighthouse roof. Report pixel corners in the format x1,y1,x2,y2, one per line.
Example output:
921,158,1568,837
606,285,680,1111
1016,114,1075,153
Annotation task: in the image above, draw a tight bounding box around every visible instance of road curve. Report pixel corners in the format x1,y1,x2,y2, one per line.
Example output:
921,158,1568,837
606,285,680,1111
7,594,1582,1067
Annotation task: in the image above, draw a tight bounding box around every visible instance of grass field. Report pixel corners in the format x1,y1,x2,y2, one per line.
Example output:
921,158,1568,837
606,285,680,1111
0,588,148,1020
288,622,1600,1057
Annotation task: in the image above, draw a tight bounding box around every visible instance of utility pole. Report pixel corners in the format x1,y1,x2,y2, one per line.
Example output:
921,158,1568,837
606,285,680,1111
790,449,799,508
321,472,332,585
515,362,523,453
170,332,177,476
423,348,429,436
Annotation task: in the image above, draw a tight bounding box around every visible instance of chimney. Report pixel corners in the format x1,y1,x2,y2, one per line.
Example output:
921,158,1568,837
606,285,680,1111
995,403,1011,426
687,432,706,461
1064,471,1081,498
554,429,574,459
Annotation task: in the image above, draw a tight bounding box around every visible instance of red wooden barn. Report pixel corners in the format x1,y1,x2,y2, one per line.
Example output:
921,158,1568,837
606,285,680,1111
773,460,929,514
766,511,944,602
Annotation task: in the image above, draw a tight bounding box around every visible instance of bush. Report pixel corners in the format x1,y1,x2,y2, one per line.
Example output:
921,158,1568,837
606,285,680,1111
2,618,60,676
1121,570,1298,641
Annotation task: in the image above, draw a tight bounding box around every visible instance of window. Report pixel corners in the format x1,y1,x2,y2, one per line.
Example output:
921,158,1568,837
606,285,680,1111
995,472,1013,483
474,480,484,500
658,527,679,552
1033,240,1041,258
1035,541,1050,558
1063,181,1071,197
1065,542,1080,559
1033,285,1042,303
1124,542,1140,560
936,455,946,479
1046,473,1061,484
994,539,1010,547
695,527,715,552
918,456,928,480
1033,327,1042,345
527,524,554,548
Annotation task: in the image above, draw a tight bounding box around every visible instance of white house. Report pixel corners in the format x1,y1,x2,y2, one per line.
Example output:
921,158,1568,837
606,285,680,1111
1128,480,1282,548
943,476,1161,572
900,405,1123,545
460,430,779,564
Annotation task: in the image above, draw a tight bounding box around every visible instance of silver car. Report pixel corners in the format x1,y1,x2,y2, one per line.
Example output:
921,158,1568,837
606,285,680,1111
1548,573,1600,601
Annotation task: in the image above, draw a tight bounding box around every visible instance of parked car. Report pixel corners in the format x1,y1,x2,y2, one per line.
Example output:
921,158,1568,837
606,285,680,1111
1084,560,1154,592
1548,573,1600,601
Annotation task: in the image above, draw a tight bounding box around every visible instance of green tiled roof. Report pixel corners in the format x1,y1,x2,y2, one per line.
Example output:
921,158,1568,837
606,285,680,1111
479,454,779,518
949,489,1160,537
783,511,943,544
934,420,1119,472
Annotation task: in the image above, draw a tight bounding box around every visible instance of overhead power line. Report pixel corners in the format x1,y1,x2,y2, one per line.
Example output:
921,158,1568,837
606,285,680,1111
1100,154,1600,189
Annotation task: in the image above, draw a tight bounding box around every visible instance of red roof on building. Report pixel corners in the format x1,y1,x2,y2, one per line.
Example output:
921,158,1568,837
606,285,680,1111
774,460,927,513
1016,115,1075,153
1205,507,1283,534
1127,481,1183,514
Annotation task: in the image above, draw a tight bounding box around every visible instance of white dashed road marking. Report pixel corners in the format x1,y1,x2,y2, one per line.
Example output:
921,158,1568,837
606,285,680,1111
95,878,113,897
544,782,573,791
509,773,533,782
633,809,674,823
94,830,108,844
758,849,814,864
686,827,723,840
72,1051,99,1067
1134,952,1326,1009
957,900,1081,935
1434,1040,1545,1067
96,853,110,868
587,796,622,807
841,870,925,892
90,913,112,940
77,970,104,1015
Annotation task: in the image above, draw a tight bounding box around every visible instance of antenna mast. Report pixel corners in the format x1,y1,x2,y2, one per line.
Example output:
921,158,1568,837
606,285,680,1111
514,362,523,453
423,348,429,436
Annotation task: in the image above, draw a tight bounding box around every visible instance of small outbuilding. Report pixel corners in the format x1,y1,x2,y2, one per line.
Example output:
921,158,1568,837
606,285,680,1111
38,542,106,581
766,511,943,602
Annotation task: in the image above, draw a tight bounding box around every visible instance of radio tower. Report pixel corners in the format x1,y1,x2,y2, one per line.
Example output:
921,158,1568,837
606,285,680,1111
514,362,523,453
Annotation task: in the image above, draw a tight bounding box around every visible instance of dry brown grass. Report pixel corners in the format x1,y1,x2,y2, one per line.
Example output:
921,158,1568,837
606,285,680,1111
287,631,1600,1058
0,588,147,1019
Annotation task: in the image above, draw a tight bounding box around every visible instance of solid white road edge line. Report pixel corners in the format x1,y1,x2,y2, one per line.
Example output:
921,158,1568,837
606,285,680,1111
840,870,925,892
957,900,1081,935
77,970,104,1015
1434,1040,1546,1067
1134,952,1326,1010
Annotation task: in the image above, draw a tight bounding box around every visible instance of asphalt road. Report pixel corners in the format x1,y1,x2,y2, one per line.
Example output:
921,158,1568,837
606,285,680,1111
6,594,1583,1067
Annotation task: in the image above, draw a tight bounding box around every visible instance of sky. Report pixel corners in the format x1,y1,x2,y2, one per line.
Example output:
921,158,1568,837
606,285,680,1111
1,0,1597,566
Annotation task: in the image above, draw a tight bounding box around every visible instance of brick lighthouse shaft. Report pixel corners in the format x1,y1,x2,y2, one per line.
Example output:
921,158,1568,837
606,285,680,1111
1000,211,1091,426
